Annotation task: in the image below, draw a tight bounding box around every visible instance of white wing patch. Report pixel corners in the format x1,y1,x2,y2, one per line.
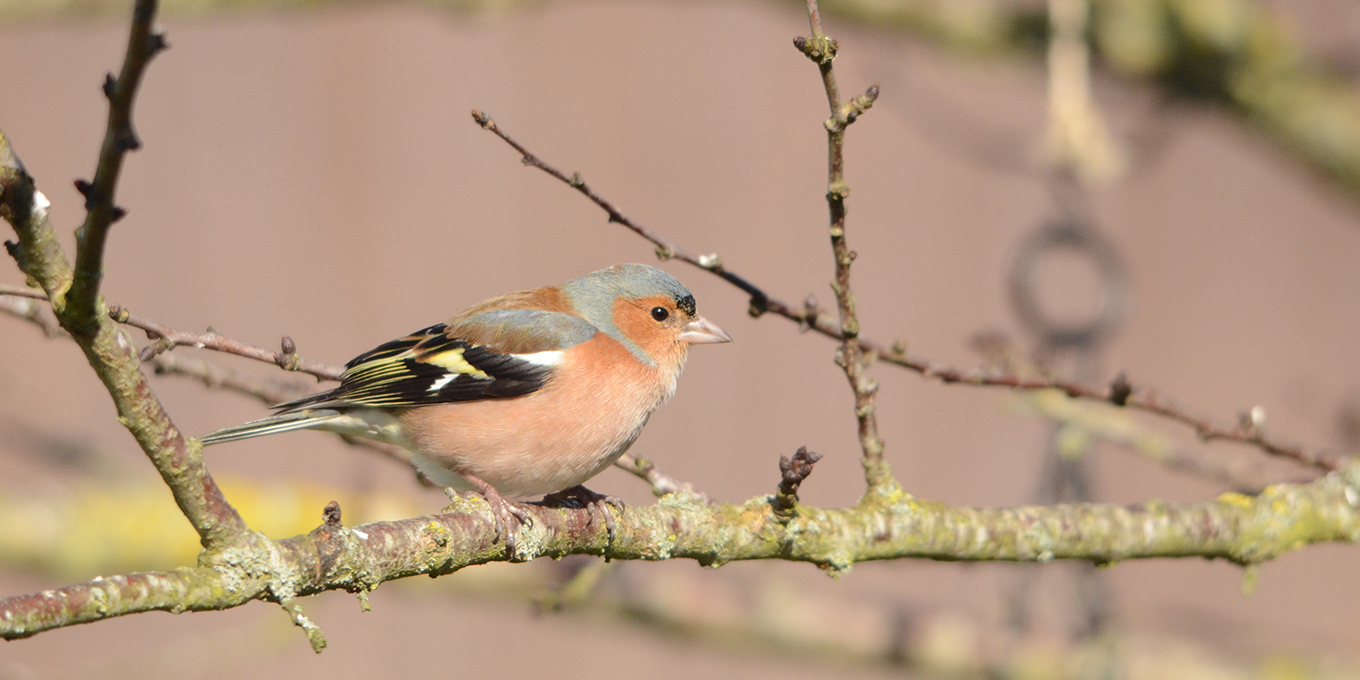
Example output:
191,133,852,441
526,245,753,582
515,350,565,367
429,373,459,392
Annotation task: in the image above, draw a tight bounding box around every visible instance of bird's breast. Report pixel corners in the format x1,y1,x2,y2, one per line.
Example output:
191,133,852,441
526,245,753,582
397,333,679,497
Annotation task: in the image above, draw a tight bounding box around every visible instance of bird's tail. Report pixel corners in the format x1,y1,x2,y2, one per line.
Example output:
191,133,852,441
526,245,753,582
199,409,344,446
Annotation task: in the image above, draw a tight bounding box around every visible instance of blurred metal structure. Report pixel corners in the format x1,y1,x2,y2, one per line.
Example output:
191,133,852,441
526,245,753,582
1005,189,1129,640
1004,0,1131,643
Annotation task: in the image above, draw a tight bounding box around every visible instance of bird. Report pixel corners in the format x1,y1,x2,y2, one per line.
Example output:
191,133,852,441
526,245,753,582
200,263,731,551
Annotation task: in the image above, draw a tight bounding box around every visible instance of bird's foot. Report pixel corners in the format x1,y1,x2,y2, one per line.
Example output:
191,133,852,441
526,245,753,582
537,485,624,547
454,475,531,556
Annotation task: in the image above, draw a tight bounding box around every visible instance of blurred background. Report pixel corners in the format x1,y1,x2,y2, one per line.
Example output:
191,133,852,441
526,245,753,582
2,0,1360,677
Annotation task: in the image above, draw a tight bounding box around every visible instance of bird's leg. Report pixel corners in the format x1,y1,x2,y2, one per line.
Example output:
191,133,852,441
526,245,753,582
456,472,531,555
537,485,624,546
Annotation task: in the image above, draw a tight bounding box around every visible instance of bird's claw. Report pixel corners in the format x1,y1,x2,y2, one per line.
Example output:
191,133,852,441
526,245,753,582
538,485,624,547
452,477,531,557
491,498,532,555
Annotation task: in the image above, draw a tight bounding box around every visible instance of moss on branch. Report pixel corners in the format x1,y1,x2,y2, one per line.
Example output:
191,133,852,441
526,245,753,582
5,465,1359,640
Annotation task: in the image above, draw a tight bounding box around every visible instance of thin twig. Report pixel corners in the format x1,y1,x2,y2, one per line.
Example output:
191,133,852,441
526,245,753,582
108,303,343,381
795,0,887,491
1,284,342,381
469,115,1340,475
0,294,64,337
0,282,46,299
615,454,711,503
470,110,771,315
67,0,166,332
147,351,311,405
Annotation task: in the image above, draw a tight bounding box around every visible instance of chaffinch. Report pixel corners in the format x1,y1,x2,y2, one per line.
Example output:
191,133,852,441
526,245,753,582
201,263,731,549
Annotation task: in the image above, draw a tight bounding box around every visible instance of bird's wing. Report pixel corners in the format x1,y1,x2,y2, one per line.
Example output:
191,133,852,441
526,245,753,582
275,310,597,412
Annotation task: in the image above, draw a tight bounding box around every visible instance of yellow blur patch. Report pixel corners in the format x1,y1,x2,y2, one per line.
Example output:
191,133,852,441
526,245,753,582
0,476,422,578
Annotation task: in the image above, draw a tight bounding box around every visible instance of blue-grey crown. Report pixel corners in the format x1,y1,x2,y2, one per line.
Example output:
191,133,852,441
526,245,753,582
562,264,698,365
565,264,695,314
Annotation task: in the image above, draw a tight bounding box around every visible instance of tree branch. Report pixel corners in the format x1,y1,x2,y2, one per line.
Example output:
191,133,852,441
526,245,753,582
0,4,248,550
5,464,1359,640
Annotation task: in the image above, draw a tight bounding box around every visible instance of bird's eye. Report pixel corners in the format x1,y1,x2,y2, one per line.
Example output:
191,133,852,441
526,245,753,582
650,306,670,322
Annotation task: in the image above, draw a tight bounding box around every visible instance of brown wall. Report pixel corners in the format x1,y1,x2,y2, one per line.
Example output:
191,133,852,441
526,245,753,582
2,2,1359,677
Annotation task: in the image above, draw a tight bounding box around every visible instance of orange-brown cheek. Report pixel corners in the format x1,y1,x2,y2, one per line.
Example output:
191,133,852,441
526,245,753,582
612,296,677,360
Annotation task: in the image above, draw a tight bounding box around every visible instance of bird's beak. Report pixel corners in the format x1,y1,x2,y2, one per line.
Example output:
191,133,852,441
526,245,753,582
678,315,733,345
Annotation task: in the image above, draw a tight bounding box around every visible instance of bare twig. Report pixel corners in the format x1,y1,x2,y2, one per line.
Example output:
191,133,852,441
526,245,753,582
147,351,311,405
108,303,343,381
614,454,710,503
1,285,343,381
1013,386,1304,493
469,116,1340,476
0,294,64,337
277,598,327,653
0,282,45,299
67,0,166,333
773,446,823,519
793,0,887,492
470,109,774,317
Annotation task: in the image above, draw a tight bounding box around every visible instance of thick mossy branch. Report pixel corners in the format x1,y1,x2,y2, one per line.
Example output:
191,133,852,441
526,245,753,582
0,132,72,303
4,467,1359,639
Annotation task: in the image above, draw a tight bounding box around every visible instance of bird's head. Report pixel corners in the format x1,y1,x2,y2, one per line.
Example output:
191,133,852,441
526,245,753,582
564,263,731,368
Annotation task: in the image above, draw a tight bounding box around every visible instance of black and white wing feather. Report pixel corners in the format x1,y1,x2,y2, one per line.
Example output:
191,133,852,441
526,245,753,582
199,310,597,446
275,311,596,412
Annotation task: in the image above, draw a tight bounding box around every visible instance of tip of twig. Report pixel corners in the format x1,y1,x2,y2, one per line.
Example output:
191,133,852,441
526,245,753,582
793,35,837,64
118,129,141,152
1109,371,1132,406
148,32,169,55
1240,406,1267,436
773,446,822,518
471,109,494,130
890,338,908,358
747,294,769,318
323,500,342,528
